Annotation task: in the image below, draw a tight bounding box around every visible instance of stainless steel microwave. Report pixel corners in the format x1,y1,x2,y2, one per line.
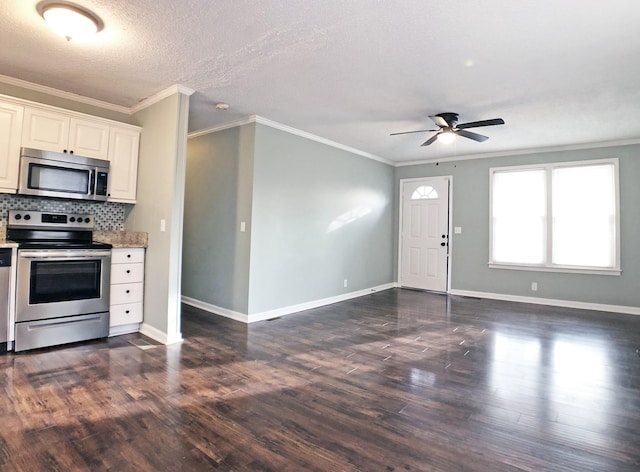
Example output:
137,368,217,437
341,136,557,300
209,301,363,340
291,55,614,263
18,147,109,201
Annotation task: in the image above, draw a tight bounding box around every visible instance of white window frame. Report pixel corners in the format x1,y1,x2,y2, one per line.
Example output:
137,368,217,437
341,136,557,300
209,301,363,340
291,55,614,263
489,158,621,275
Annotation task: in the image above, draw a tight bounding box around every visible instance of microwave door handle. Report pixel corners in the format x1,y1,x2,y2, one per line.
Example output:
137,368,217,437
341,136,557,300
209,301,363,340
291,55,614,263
89,169,95,196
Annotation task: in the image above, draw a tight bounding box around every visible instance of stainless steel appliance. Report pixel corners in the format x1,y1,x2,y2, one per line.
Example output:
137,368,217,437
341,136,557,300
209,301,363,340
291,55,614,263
18,147,110,201
0,249,10,353
7,210,112,352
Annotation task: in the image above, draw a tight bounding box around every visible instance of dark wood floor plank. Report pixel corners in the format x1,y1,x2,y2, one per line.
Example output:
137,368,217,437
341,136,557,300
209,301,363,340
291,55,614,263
2,288,640,471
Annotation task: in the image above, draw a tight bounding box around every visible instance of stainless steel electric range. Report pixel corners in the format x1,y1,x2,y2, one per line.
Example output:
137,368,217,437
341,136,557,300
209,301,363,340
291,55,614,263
7,210,112,352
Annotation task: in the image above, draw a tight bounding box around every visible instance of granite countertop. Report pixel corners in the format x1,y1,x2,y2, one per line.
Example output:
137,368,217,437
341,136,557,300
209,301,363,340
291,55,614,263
93,231,148,248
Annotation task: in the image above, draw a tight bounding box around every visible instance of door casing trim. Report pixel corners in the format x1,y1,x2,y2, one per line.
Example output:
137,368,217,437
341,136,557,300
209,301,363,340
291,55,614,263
397,176,454,293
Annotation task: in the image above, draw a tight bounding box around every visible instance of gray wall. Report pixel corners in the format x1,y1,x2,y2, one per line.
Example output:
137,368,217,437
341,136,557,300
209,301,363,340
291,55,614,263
248,124,394,314
182,122,395,317
395,144,640,308
129,92,190,342
183,124,256,314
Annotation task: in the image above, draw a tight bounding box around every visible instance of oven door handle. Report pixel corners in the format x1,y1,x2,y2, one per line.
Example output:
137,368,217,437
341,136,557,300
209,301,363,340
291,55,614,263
19,250,112,259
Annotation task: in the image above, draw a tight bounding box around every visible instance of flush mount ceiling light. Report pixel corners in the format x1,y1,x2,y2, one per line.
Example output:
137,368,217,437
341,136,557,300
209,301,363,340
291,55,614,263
37,2,103,41
215,103,230,110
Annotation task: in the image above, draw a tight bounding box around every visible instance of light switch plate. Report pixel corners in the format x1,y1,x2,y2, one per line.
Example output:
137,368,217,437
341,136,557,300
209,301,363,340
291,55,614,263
454,226,462,234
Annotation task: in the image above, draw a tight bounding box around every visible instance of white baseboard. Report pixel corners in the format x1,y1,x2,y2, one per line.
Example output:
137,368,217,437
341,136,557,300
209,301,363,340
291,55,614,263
181,296,249,323
108,323,140,337
181,283,396,324
247,283,396,322
448,289,640,316
139,322,183,345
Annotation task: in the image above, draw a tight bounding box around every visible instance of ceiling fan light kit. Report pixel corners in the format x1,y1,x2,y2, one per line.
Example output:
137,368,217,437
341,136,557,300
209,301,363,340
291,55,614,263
437,130,456,144
391,112,505,147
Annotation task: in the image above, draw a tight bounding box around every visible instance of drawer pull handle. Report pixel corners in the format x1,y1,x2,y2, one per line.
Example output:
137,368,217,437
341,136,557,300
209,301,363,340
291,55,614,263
127,254,131,258
125,310,130,314
126,270,131,274
126,290,130,294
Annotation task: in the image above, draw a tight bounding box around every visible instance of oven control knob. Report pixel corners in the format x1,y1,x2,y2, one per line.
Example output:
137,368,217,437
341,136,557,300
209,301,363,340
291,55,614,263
14,214,21,220
24,214,31,221
69,217,76,222
84,217,91,224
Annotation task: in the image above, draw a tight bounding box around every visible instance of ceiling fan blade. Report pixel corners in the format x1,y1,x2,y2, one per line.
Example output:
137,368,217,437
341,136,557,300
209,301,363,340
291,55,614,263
390,129,439,136
456,118,505,129
456,129,489,142
420,133,440,146
428,115,450,128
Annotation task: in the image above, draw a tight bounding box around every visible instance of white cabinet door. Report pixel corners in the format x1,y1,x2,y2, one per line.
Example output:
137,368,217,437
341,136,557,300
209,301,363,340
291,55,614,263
0,101,24,192
111,248,145,264
107,126,140,203
68,117,110,159
22,107,109,159
22,107,69,152
110,303,143,325
111,263,144,284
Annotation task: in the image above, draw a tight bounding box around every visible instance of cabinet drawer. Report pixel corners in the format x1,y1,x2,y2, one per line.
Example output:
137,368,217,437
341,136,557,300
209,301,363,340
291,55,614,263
110,302,143,326
112,248,145,264
110,282,143,305
111,263,144,284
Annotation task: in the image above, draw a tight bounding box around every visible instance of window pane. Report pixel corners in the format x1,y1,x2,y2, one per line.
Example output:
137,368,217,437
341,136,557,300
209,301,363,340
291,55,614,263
411,185,438,200
492,169,546,264
552,164,616,267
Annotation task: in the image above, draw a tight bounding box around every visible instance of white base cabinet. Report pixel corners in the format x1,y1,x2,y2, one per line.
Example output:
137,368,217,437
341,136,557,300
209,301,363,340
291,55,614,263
109,248,145,333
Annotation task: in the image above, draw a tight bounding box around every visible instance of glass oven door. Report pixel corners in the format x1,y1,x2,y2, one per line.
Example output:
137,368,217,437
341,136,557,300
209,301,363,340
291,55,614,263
29,259,102,304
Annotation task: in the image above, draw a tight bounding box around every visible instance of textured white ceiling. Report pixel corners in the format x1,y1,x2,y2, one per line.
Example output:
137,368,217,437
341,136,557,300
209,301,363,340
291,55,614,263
1,0,640,163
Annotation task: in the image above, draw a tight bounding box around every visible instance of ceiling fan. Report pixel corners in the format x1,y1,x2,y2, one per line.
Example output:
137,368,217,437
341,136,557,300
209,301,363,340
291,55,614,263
391,112,505,146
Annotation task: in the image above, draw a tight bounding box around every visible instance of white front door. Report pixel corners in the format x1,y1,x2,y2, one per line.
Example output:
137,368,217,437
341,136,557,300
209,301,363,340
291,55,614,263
399,177,450,292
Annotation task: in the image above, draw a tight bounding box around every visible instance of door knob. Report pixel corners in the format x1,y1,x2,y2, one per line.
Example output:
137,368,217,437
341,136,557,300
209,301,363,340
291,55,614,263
441,242,446,247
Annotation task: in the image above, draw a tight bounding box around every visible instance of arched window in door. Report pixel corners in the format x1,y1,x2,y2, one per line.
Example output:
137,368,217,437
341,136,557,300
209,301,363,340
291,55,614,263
411,185,438,200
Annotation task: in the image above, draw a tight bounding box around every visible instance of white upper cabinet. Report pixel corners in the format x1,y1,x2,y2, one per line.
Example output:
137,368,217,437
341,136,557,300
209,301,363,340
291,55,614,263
22,106,110,159
0,102,24,192
107,126,140,203
1,95,141,202
69,117,110,159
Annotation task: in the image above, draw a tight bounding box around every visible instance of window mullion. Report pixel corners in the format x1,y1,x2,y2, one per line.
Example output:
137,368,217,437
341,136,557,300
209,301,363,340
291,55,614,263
546,168,553,267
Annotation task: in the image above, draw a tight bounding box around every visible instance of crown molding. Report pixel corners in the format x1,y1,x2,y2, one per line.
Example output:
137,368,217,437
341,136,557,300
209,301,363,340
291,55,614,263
130,84,195,114
0,73,131,114
187,116,256,138
253,116,393,165
0,74,194,116
188,115,393,166
394,138,640,167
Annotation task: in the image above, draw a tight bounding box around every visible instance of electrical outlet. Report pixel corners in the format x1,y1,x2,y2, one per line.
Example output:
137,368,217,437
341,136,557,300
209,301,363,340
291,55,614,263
344,279,348,288
531,282,538,291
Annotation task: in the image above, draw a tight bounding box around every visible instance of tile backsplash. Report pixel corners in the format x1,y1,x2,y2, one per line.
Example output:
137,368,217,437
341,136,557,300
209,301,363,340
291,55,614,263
0,194,127,230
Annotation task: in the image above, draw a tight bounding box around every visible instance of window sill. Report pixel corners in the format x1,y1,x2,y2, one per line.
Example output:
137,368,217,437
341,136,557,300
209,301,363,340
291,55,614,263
488,263,621,276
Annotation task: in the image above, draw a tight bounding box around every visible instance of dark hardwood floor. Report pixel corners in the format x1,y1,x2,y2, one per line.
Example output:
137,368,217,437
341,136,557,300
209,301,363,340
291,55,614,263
2,288,640,471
